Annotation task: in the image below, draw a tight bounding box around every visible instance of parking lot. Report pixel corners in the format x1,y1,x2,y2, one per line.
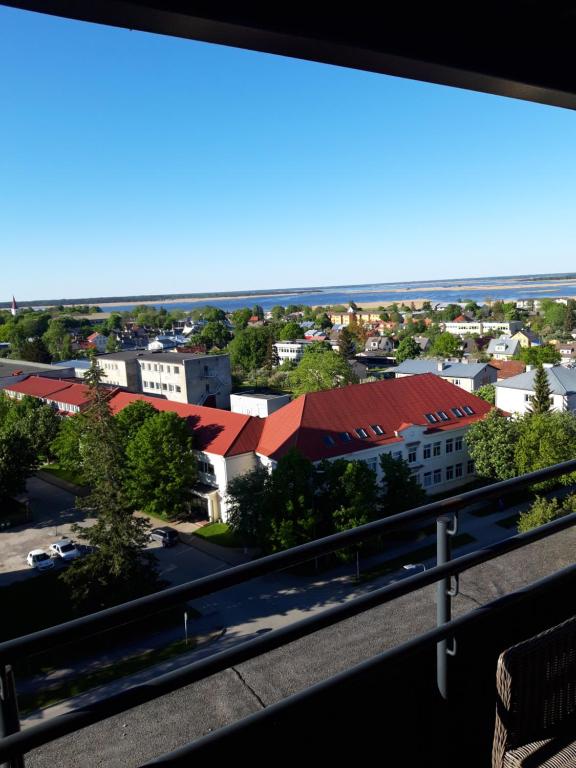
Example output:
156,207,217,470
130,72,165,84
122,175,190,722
0,476,227,587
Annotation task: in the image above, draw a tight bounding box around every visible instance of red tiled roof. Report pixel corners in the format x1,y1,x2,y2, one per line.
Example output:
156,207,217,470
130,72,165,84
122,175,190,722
108,392,263,456
4,377,74,399
256,374,492,462
488,359,526,379
45,383,94,407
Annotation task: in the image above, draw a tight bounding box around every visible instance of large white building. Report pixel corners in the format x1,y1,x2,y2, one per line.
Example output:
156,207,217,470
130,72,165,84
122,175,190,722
495,365,576,415
443,320,523,336
274,339,339,365
110,374,492,521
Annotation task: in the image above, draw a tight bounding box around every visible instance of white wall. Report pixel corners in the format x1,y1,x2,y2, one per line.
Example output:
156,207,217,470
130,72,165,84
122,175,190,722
495,386,569,415
230,393,291,417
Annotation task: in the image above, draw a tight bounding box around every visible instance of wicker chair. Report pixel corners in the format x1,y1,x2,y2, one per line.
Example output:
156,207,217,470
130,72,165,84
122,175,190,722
492,616,576,768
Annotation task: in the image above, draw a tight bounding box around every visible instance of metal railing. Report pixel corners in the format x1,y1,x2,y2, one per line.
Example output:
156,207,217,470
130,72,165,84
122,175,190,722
2,459,576,766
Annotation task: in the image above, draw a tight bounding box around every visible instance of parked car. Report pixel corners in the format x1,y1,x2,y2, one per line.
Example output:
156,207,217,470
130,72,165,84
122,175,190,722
149,527,179,548
49,539,81,562
27,549,55,571
76,544,97,557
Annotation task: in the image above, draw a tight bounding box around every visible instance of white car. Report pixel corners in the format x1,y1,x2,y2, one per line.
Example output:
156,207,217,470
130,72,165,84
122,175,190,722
49,539,81,562
27,549,55,571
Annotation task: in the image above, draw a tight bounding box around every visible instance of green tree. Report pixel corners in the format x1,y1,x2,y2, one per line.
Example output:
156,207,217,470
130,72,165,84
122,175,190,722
61,358,160,609
517,495,563,533
465,409,519,480
9,396,60,460
201,321,232,350
43,319,72,361
266,449,319,552
270,306,286,321
396,336,421,363
379,454,426,516
337,326,356,358
289,345,358,395
115,399,158,447
278,321,305,341
226,465,271,547
16,338,51,363
514,411,576,487
475,384,496,405
527,364,552,415
51,413,87,477
227,326,273,375
517,346,561,366
0,423,36,499
106,334,121,353
431,333,461,358
125,411,197,518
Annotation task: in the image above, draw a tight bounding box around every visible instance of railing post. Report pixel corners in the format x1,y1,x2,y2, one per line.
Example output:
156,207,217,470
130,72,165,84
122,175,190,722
0,665,24,768
436,514,458,699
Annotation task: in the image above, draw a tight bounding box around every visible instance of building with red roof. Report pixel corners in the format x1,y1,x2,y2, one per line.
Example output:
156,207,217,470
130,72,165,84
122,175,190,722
256,374,491,495
3,375,115,414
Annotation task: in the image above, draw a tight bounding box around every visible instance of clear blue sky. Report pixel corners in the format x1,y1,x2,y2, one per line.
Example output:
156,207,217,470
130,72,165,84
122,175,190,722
2,6,576,301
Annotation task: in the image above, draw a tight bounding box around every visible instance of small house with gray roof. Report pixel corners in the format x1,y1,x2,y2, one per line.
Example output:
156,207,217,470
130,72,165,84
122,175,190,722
393,359,497,393
495,364,576,415
486,336,521,360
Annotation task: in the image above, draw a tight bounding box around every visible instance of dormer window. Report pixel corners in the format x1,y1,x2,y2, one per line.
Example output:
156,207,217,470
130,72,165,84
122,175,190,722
462,405,474,415
437,411,449,421
371,424,384,435
451,407,464,418
323,435,336,447
340,432,352,442
425,413,438,424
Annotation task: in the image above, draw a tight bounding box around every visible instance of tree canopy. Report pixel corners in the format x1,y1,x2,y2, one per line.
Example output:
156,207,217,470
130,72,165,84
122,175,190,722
289,345,358,395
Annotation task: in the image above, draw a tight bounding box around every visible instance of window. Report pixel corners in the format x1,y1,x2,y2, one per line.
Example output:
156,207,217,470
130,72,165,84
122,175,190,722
433,442,441,457
175,385,181,393
455,437,463,451
455,463,463,478
198,458,215,476
524,393,532,402
168,384,174,392
156,382,161,390
437,411,449,421
453,379,461,386
423,445,431,459
445,438,453,454
355,427,368,439
433,469,442,484
159,364,164,372
408,448,417,463
446,465,454,481
142,380,148,388
154,364,158,371
451,407,464,418
462,405,474,415
340,432,352,442
323,435,335,447
162,383,168,390
423,472,432,487
371,424,384,435
174,366,179,374
393,451,402,460
425,413,438,423
467,460,475,474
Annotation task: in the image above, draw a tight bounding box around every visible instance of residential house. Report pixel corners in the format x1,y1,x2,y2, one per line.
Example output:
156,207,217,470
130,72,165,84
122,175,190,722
274,339,339,365
488,359,526,380
364,336,395,354
392,359,497,392
486,336,521,360
511,329,542,348
413,336,432,354
86,332,108,353
495,365,576,415
552,341,576,366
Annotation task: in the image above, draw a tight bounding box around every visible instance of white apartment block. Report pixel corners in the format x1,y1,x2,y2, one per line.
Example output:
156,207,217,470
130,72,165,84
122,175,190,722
443,320,523,336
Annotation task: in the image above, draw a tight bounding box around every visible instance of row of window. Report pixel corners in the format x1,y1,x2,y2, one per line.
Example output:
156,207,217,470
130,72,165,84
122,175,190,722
422,461,474,487
323,424,385,446
424,405,475,424
142,381,182,393
198,458,216,476
140,362,180,374
422,437,463,459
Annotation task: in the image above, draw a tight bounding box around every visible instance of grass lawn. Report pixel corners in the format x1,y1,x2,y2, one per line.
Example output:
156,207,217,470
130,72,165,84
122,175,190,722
193,522,244,548
41,463,87,487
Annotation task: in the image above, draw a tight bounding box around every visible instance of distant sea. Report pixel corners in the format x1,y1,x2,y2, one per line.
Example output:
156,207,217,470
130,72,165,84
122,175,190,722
97,273,576,314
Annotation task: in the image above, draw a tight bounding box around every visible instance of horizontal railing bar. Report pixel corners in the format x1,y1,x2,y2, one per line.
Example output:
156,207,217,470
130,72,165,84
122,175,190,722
2,459,575,664
2,557,575,765
1,509,575,761
139,562,576,766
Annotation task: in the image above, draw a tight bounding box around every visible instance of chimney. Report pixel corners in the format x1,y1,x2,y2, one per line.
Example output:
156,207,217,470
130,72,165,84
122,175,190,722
437,361,445,371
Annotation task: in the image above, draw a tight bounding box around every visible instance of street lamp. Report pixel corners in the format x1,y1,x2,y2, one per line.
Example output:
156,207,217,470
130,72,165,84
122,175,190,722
403,563,426,574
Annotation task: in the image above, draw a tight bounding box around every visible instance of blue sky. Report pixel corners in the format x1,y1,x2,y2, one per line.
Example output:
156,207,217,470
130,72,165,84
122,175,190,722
2,6,576,301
